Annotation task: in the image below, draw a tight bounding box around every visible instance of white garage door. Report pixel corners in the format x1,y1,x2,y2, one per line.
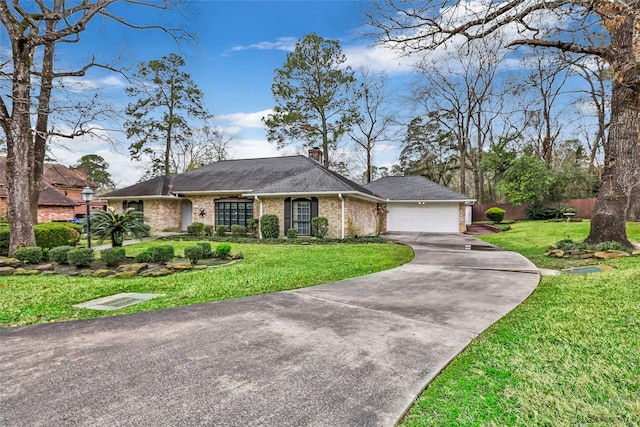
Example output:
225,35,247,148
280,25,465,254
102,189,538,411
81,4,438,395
387,202,460,233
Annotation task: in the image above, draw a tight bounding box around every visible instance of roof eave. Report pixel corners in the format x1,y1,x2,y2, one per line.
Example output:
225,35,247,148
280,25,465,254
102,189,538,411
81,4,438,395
385,199,477,204
246,190,386,202
101,195,180,200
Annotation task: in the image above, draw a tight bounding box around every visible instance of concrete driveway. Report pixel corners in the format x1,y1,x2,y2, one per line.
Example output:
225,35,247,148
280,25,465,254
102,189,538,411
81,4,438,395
0,233,539,427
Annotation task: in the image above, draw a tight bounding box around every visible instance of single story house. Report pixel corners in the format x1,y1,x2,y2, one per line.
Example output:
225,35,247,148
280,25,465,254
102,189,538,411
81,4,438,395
102,150,475,238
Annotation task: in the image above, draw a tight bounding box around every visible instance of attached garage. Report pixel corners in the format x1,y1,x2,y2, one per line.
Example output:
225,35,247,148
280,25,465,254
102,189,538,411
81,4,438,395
365,176,476,234
387,202,461,233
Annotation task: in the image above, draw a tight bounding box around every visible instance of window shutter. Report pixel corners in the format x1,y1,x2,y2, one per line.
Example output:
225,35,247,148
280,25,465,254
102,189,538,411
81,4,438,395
122,201,127,210
284,197,291,230
311,198,318,236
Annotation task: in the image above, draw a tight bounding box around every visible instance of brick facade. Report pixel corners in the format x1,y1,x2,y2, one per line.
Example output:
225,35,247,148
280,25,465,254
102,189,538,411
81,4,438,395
37,206,77,223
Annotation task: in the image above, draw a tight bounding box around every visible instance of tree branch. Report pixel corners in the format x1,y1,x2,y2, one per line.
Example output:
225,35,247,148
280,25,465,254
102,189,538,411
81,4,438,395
509,38,608,59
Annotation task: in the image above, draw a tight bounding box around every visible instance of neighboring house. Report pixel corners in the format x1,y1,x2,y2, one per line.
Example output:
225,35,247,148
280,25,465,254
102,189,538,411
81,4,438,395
101,150,475,237
0,157,104,223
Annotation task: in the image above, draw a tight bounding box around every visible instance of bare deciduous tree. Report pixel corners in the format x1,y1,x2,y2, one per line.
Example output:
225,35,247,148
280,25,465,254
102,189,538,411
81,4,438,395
370,0,640,247
0,0,187,253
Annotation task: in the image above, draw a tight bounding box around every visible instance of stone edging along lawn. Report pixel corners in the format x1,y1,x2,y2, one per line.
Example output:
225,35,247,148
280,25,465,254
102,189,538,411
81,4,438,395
0,255,242,279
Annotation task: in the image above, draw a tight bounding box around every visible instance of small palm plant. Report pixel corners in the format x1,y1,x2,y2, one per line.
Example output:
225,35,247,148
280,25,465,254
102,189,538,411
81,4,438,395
91,207,151,247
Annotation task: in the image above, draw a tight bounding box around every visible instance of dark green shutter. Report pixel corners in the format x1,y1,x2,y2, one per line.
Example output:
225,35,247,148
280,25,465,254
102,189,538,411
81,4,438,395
284,198,291,230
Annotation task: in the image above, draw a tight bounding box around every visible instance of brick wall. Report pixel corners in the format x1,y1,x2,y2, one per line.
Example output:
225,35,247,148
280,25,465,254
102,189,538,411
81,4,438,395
458,204,466,233
37,206,76,223
257,195,379,238
345,197,378,237
107,198,181,232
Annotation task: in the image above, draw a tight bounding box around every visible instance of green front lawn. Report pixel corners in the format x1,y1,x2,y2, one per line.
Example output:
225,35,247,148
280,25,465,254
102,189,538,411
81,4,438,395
402,221,640,426
0,241,413,328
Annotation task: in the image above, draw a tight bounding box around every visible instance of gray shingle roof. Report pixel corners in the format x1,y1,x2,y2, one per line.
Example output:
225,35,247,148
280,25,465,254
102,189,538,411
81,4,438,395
102,156,377,198
101,176,175,198
365,176,474,201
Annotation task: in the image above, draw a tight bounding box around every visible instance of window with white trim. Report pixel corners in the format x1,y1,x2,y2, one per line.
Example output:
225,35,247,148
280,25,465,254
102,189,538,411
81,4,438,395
292,200,311,235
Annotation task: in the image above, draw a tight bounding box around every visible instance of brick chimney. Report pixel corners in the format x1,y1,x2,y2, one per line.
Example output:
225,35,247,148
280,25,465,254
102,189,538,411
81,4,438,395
308,147,323,164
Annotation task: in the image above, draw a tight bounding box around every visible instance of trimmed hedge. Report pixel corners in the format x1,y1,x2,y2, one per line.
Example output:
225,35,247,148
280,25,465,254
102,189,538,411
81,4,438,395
485,207,506,224
135,250,154,263
184,245,203,264
215,243,231,258
49,246,75,264
67,248,94,267
196,242,212,258
311,217,329,238
287,228,297,239
260,214,279,239
187,222,205,236
151,245,175,264
231,225,246,237
13,246,43,264
0,222,81,256
101,247,126,268
216,225,227,237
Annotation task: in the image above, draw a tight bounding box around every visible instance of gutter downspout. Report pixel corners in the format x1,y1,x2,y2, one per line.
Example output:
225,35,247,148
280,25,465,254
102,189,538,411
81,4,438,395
338,192,345,239
255,195,263,239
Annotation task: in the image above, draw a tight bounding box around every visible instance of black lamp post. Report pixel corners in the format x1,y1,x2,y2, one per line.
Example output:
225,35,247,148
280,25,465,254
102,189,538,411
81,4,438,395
81,186,95,248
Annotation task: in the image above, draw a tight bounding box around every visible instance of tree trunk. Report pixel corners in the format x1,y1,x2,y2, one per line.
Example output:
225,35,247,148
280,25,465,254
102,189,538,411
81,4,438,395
586,16,638,247
30,36,56,224
6,44,37,253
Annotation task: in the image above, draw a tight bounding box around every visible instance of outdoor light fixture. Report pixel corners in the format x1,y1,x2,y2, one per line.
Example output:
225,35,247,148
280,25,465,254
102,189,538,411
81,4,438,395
81,186,95,248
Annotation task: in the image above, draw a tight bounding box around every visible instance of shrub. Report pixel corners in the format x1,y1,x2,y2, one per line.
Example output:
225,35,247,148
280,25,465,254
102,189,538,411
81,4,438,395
101,247,126,268
187,222,205,236
231,225,246,237
260,214,279,239
0,226,8,256
12,246,43,264
34,222,82,248
197,242,212,258
526,202,554,220
548,203,577,219
91,207,150,247
554,239,593,252
135,250,154,263
311,217,329,238
151,245,175,264
67,248,94,267
248,218,259,237
184,245,203,264
596,241,631,252
216,225,227,237
215,243,231,258
204,225,214,236
49,246,75,264
287,228,297,239
485,207,506,224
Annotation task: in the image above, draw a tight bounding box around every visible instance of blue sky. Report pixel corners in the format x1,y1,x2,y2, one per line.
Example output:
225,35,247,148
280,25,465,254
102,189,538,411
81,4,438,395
41,0,415,187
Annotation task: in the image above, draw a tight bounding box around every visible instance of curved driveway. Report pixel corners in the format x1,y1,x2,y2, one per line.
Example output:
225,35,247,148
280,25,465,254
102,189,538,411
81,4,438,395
0,233,539,426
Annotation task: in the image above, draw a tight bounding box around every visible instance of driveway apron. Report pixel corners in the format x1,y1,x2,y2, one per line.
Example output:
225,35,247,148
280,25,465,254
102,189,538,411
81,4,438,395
0,233,539,427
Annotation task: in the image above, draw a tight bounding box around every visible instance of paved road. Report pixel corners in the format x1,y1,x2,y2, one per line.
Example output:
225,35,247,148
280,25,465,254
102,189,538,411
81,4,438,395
0,233,539,426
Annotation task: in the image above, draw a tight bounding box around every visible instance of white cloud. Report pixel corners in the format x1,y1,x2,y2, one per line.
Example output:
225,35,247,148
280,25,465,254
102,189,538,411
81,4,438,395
344,44,416,74
229,37,297,53
227,137,281,160
218,109,273,129
57,75,126,92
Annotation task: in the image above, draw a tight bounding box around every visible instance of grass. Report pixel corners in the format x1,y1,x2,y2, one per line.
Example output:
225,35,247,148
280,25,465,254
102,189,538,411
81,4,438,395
401,220,640,426
0,241,413,328
480,220,640,269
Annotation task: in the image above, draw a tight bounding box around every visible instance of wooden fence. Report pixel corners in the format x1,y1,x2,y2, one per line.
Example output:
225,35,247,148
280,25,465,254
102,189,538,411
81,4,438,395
472,198,597,222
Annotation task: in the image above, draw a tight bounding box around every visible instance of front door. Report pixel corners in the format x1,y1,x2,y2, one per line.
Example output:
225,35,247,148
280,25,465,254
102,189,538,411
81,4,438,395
181,200,193,231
